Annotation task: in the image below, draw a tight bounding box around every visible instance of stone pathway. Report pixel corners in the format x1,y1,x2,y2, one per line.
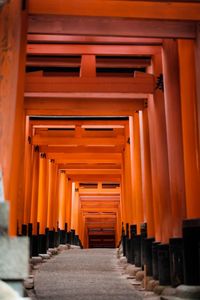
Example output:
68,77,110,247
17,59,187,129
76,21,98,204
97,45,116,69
34,248,141,300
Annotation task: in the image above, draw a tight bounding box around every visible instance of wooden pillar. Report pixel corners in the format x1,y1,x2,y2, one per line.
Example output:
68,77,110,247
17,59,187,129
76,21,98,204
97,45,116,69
71,182,79,233
80,55,96,77
195,23,200,151
122,123,134,225
148,53,172,244
139,109,155,238
47,159,56,231
65,177,72,231
162,39,186,237
37,153,48,234
58,170,66,230
30,146,40,235
178,40,200,218
53,166,59,231
23,117,33,229
0,0,28,235
132,113,144,234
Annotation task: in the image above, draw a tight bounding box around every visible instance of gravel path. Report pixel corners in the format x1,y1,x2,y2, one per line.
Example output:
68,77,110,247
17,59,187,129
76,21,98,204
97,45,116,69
34,248,138,300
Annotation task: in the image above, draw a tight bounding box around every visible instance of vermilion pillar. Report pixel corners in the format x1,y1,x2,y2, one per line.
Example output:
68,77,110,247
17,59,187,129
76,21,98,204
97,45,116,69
162,39,186,237
37,153,48,234
131,113,144,234
23,117,33,231
47,159,56,231
65,178,72,230
58,170,67,230
71,182,79,233
30,146,39,235
139,109,155,238
148,53,172,244
178,40,200,218
123,123,134,225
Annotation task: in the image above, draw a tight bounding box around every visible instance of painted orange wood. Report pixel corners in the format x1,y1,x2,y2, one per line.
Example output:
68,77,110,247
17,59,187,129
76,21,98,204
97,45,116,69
58,171,67,230
71,182,80,233
37,154,48,234
162,39,186,237
139,110,155,238
30,147,40,235
132,113,144,234
47,159,56,230
29,0,200,21
24,98,146,117
23,117,33,226
65,178,72,231
148,54,172,244
80,55,96,77
0,1,28,235
178,39,200,219
195,24,200,147
28,15,196,39
25,75,154,94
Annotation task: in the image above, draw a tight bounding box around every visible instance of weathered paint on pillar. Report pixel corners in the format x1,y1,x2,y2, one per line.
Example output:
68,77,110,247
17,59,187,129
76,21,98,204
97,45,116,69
37,153,48,234
30,146,39,235
132,112,144,234
139,109,155,238
162,39,186,237
148,53,172,244
178,39,200,218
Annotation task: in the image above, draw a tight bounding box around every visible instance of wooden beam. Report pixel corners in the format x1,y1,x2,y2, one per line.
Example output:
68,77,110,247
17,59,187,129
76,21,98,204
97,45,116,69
26,55,151,69
64,175,121,182
25,97,146,116
46,152,121,160
27,44,160,56
28,15,196,39
29,0,200,21
39,146,123,153
32,135,125,146
59,164,121,170
27,34,162,45
64,169,121,175
25,75,154,93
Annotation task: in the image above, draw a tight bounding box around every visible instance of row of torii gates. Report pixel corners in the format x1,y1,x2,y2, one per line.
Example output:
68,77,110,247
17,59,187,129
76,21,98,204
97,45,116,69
1,0,200,290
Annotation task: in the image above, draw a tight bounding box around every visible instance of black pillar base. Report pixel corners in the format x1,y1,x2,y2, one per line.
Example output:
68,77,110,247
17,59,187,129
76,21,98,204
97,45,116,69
122,235,126,256
158,244,171,286
31,235,39,257
183,218,200,285
48,230,55,248
152,242,160,280
134,235,141,267
66,231,71,244
144,237,155,276
38,234,47,254
169,237,184,287
60,230,66,244
71,229,75,245
54,231,59,247
21,224,27,236
140,223,147,267
126,238,131,263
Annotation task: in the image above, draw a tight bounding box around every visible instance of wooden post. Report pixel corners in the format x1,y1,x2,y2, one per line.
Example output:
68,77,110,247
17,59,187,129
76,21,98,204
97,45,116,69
71,182,79,234
37,153,48,234
47,159,56,231
58,170,67,230
162,39,186,237
30,146,40,235
139,109,155,238
0,0,28,235
23,117,33,229
65,178,72,231
178,39,200,218
80,55,96,77
147,53,172,244
195,23,200,150
132,112,144,234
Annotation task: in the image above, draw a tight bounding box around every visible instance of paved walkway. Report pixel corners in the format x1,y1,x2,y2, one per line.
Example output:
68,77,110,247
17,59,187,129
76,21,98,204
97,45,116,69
34,248,139,300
